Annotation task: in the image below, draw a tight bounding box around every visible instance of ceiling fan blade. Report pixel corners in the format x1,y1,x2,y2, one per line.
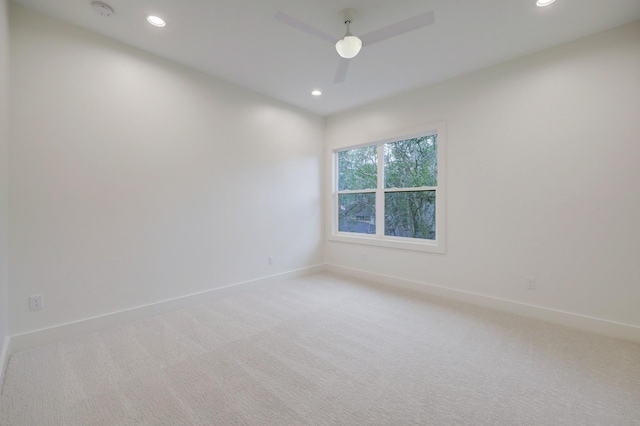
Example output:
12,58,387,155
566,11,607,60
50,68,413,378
274,11,336,44
334,58,350,83
360,11,434,46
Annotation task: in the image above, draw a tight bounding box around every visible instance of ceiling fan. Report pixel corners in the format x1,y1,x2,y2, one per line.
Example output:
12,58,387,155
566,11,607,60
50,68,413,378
274,8,435,83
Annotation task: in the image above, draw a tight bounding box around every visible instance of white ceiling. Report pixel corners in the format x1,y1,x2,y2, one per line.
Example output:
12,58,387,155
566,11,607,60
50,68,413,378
11,0,640,116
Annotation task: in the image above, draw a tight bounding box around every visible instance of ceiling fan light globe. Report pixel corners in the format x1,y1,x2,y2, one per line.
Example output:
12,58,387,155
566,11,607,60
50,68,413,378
335,36,362,59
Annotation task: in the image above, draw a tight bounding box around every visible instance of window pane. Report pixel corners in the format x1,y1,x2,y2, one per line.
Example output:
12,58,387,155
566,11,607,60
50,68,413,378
338,146,377,191
338,193,376,234
384,135,437,188
384,191,435,240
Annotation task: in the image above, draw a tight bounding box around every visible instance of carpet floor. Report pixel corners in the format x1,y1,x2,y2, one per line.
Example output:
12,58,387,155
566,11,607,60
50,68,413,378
1,273,639,425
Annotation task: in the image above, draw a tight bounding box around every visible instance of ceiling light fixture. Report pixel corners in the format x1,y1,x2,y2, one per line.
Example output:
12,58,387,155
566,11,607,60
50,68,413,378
311,90,322,96
147,15,166,27
335,9,362,59
536,0,556,6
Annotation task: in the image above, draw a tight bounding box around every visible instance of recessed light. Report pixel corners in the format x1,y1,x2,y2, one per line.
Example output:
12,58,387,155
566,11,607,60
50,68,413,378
147,15,166,27
536,0,556,6
311,90,322,96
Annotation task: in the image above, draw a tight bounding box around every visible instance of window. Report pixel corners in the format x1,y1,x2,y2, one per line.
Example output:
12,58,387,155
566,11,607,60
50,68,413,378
331,125,445,253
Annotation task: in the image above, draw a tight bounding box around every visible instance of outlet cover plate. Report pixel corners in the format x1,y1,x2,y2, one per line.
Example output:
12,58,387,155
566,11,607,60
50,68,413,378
30,294,44,310
525,277,536,290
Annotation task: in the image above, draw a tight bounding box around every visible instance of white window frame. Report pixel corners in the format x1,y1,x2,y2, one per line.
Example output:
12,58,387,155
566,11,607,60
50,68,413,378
329,123,446,253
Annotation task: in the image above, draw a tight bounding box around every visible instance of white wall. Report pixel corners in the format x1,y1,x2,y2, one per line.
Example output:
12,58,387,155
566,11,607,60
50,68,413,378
7,3,640,345
9,5,324,336
325,22,640,328
0,0,9,379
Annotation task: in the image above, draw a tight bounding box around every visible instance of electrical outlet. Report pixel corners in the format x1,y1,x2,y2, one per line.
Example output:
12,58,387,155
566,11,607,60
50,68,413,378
525,276,536,290
268,255,275,266
30,294,44,310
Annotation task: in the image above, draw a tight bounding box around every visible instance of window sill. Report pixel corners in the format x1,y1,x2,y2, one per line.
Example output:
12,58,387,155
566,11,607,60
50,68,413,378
328,233,446,254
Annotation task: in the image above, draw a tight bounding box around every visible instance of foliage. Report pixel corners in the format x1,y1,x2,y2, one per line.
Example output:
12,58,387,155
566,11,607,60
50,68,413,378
384,191,435,239
384,136,437,239
338,146,377,191
384,136,437,188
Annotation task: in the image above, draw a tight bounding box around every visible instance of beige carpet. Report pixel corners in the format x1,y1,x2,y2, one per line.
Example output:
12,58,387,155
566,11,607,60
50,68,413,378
1,273,639,425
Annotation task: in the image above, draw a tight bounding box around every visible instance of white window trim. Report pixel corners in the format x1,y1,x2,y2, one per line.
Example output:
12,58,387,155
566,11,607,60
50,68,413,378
329,122,446,254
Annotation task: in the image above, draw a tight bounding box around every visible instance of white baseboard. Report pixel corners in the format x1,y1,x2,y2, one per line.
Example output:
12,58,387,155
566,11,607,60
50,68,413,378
326,263,640,343
10,265,324,354
11,262,639,355
0,336,10,394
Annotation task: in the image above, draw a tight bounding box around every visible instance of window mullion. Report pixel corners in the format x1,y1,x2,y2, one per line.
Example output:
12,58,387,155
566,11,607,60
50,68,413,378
336,189,377,195
376,144,384,237
334,151,339,234
384,186,437,193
